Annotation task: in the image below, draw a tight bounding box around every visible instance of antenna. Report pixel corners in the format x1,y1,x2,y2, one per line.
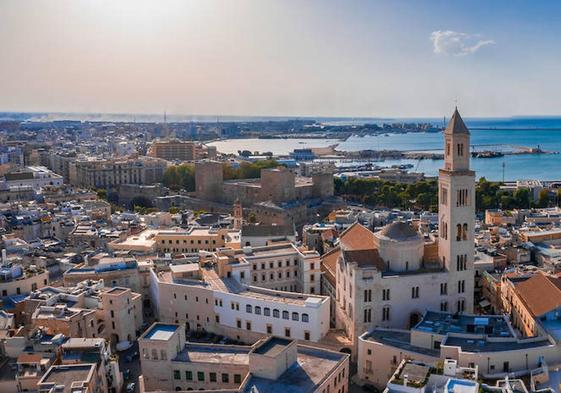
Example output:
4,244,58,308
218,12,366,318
502,161,506,183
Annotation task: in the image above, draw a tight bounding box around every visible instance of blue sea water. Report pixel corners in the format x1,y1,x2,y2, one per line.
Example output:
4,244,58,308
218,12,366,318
210,117,561,181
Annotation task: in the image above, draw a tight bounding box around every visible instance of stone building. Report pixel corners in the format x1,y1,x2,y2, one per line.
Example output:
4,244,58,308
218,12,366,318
324,109,476,354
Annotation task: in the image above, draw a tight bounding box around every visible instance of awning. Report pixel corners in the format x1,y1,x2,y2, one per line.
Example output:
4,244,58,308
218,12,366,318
479,299,491,308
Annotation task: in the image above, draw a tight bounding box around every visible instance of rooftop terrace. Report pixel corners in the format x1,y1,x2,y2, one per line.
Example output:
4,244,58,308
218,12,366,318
415,311,513,338
143,323,179,341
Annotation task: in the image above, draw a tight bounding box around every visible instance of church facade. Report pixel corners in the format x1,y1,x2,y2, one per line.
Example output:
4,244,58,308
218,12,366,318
328,109,476,350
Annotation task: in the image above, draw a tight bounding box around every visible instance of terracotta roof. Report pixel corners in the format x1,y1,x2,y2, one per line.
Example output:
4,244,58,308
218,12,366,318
515,272,561,317
342,249,385,270
321,247,341,287
445,108,470,135
339,222,375,250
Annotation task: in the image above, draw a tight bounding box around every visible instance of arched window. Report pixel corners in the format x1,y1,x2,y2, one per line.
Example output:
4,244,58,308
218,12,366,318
264,307,270,316
302,313,309,322
292,312,299,321
282,311,289,320
255,306,261,315
273,309,280,318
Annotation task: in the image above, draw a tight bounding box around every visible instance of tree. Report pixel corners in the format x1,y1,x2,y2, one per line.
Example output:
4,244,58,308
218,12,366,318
130,196,153,209
538,189,550,208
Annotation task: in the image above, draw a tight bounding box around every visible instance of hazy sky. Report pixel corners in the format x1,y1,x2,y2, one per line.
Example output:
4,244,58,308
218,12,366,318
2,0,561,118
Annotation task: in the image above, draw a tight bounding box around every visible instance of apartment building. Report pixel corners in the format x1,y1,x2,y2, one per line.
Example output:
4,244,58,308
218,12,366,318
147,138,213,161
500,271,561,338
0,258,49,297
71,156,167,189
154,227,241,254
213,242,322,294
150,263,330,343
138,323,349,393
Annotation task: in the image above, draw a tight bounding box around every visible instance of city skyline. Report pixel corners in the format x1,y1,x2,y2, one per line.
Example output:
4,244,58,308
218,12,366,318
3,0,561,118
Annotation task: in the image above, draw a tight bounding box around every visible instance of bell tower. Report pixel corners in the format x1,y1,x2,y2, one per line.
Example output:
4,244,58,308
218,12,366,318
438,108,475,314
233,199,243,230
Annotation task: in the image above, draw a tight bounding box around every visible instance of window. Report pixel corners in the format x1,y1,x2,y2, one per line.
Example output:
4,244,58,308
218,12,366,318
234,374,242,384
457,189,469,207
411,286,419,299
457,143,464,156
246,321,252,330
463,223,468,240
186,371,193,380
440,283,447,295
282,311,289,320
441,220,448,240
222,373,229,383
285,328,291,338
302,313,309,322
246,305,252,313
304,331,310,340
441,187,448,205
197,372,205,381
440,301,448,312
266,324,272,334
161,350,167,360
382,289,390,301
364,308,372,323
458,280,465,293
457,254,467,271
364,289,372,302
152,349,158,360
236,319,242,328
273,309,280,318
174,370,181,380
456,224,462,241
264,307,271,316
457,298,465,313
382,306,390,321
210,372,217,382
255,306,261,315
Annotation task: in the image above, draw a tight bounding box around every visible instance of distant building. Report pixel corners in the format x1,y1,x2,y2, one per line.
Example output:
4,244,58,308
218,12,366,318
147,138,216,161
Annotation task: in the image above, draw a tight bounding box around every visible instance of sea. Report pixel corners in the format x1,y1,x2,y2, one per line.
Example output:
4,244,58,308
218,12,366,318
208,117,561,182
4,112,561,181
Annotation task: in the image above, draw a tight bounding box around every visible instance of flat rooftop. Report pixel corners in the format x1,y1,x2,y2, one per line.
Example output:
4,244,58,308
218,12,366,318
244,346,347,393
415,311,513,338
38,364,95,393
143,323,179,341
362,329,439,357
174,344,251,364
253,337,292,357
443,336,552,353
203,269,325,306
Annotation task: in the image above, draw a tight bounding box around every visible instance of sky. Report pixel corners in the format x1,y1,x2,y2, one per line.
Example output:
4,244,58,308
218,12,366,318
2,0,561,118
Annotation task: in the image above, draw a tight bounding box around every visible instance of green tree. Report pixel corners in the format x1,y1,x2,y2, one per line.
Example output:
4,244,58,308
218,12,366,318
538,189,550,208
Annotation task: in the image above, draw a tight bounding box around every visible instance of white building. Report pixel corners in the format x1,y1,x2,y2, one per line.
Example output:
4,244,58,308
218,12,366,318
150,262,331,343
2,166,63,191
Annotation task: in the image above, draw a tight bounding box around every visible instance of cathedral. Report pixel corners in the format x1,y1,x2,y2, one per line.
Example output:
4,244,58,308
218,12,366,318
323,108,476,350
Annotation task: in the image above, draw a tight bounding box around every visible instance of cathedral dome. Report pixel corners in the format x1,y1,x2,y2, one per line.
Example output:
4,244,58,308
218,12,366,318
378,221,421,242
